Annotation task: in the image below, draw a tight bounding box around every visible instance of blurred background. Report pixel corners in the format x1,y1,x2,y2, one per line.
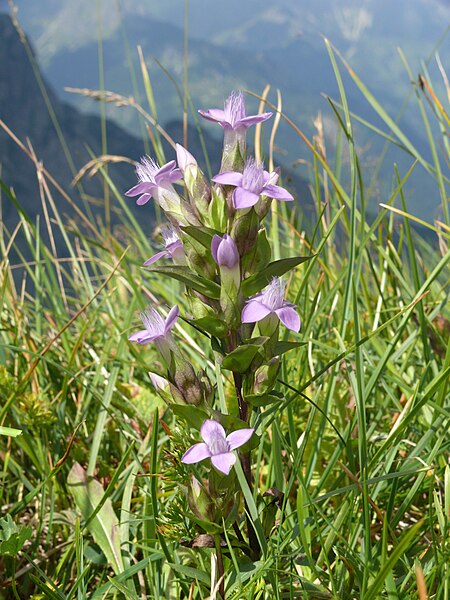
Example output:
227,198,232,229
0,0,449,232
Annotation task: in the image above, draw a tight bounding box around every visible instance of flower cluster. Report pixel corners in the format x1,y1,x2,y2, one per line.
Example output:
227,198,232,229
127,91,310,554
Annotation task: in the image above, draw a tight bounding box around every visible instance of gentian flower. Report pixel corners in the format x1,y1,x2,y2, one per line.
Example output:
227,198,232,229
211,234,239,269
176,143,211,215
199,91,272,172
181,419,254,475
144,226,185,266
198,90,272,132
242,278,300,332
125,156,185,219
212,158,293,209
129,305,179,364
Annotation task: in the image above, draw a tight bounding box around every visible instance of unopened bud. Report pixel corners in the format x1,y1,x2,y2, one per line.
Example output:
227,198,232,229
176,144,211,217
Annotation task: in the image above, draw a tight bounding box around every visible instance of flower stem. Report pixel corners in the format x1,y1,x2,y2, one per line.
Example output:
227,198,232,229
214,534,226,599
233,371,261,560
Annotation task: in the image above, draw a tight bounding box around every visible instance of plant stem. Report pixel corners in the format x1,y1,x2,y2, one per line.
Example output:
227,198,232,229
233,372,261,560
214,534,226,599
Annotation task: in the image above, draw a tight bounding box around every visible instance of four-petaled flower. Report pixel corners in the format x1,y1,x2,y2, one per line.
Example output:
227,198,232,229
212,158,294,209
199,90,272,132
125,156,182,207
144,226,185,266
242,278,300,332
181,419,254,475
129,305,179,344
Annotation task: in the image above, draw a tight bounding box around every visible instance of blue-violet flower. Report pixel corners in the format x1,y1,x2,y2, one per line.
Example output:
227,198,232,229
212,158,293,209
242,278,300,332
181,419,254,475
125,156,182,211
144,226,185,266
198,90,272,132
211,234,240,269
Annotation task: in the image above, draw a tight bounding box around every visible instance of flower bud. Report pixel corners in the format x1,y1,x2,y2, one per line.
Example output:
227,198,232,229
176,144,211,217
169,354,212,406
253,357,281,396
211,234,241,326
187,476,215,522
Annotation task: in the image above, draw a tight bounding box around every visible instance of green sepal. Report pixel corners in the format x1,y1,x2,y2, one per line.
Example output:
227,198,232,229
181,225,220,250
241,255,315,297
145,265,220,299
208,188,227,231
274,341,307,356
221,343,264,373
172,404,208,430
241,227,272,277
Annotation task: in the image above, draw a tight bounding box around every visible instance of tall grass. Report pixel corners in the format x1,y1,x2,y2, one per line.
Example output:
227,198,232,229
0,20,449,600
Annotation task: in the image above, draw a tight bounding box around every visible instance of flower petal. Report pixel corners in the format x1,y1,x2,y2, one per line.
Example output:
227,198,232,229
233,187,260,209
136,193,152,206
211,452,236,475
128,329,154,344
200,419,226,446
143,250,169,266
263,184,294,201
155,160,177,177
181,442,211,464
275,306,301,332
212,171,243,187
164,305,180,334
125,182,151,197
241,300,272,323
235,112,273,128
226,428,254,450
198,108,227,123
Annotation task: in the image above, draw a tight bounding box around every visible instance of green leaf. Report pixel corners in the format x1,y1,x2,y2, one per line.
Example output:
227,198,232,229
221,343,263,373
181,225,220,250
188,315,228,337
0,426,22,437
241,256,314,296
274,341,306,356
0,514,32,557
172,404,208,430
144,265,220,299
67,463,124,575
245,392,284,407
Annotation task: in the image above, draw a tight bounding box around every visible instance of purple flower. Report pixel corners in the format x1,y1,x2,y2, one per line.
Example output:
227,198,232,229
212,159,294,209
129,305,178,344
242,278,300,332
198,91,272,132
144,226,185,266
181,419,254,475
211,234,239,269
125,156,182,208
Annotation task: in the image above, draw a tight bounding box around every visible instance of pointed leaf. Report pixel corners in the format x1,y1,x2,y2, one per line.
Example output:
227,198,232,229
145,265,220,299
67,463,124,575
188,315,228,337
181,225,220,250
221,343,262,373
242,256,314,297
274,341,307,356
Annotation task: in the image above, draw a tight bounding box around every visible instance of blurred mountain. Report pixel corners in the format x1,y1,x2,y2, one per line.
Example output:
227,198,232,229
0,14,313,255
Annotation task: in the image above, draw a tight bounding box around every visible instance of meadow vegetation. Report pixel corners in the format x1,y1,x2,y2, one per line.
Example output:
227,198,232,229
0,34,449,600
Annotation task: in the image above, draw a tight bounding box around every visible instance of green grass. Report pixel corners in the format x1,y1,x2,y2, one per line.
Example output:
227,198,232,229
0,31,449,600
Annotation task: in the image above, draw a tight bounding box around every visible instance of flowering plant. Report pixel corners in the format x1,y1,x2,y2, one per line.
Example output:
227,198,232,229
127,91,312,597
